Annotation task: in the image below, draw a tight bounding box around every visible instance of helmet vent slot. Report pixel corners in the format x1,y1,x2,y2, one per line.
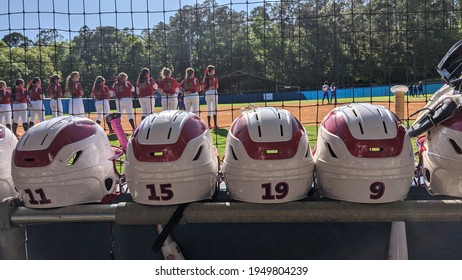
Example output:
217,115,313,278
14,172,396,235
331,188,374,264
449,139,462,154
22,133,31,146
66,150,82,166
167,127,172,139
277,112,281,119
255,113,259,120
424,168,431,183
25,158,35,162
382,121,388,134
40,134,48,145
377,108,383,116
352,109,358,117
193,145,203,161
358,122,364,134
280,124,284,136
326,142,338,158
146,128,151,140
172,114,179,122
258,125,262,137
150,116,156,123
231,146,238,161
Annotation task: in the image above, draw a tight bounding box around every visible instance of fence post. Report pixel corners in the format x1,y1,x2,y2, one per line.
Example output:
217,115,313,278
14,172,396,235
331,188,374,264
0,198,27,260
391,85,408,119
388,221,408,260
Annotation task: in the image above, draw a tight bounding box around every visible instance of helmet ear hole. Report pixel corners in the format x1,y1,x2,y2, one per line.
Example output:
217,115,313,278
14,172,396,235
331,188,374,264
104,178,113,191
424,168,431,183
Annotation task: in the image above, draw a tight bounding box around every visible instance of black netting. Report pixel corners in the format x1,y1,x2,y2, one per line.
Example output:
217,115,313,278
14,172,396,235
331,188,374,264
1,0,461,149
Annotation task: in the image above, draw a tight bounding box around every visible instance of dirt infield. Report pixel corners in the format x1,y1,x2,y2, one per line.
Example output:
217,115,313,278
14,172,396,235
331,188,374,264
14,100,427,137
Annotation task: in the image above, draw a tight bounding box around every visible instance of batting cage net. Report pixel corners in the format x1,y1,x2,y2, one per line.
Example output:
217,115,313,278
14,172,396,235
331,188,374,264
1,0,461,154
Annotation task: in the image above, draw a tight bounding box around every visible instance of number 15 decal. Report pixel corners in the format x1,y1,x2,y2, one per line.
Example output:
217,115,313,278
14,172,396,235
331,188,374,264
262,182,289,200
370,182,385,200
146,183,173,201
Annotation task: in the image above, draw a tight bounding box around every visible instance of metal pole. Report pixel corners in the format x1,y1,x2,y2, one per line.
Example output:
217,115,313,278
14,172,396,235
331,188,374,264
388,221,408,260
9,200,462,226
0,198,27,260
11,204,117,225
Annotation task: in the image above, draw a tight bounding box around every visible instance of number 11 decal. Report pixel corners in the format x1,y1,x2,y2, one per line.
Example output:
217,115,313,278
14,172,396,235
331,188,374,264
24,188,52,205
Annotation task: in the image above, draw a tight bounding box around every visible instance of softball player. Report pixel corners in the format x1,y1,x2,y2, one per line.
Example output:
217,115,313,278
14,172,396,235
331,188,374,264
202,65,219,128
112,72,135,130
11,79,29,136
136,68,158,120
0,81,12,129
180,67,201,115
47,74,63,118
158,67,179,111
91,76,113,133
66,71,85,117
27,77,45,127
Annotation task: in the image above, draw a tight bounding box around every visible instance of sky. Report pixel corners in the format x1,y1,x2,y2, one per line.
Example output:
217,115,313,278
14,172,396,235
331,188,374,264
0,0,266,41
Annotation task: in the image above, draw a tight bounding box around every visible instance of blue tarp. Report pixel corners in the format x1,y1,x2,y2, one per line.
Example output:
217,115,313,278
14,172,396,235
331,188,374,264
39,83,444,115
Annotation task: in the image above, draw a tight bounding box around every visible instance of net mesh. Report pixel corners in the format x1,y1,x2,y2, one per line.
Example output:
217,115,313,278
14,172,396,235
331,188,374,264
0,0,461,151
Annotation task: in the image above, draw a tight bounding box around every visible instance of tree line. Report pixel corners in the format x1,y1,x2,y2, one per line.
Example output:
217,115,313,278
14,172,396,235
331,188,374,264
0,0,460,95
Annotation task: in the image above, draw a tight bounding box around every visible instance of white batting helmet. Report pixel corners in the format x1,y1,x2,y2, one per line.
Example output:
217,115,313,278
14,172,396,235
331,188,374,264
125,110,219,205
12,116,119,208
421,112,462,197
314,103,414,203
222,107,314,203
0,124,18,201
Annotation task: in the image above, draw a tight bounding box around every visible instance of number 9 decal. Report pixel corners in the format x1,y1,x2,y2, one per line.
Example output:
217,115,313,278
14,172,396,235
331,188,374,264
370,182,385,200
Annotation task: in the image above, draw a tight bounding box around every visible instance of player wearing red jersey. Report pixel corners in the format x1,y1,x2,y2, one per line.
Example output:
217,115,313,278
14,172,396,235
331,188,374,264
0,81,12,130
91,76,113,133
112,72,135,130
136,68,158,120
180,67,201,115
47,74,63,118
66,71,85,117
158,67,179,111
11,79,29,136
27,77,45,127
202,65,219,128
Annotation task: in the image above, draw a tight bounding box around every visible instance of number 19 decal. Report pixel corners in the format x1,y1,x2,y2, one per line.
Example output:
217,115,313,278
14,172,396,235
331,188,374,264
146,183,173,201
262,182,289,200
370,182,385,200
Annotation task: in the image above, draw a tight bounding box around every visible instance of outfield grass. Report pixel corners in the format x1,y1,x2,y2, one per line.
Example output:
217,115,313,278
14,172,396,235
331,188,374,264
207,94,431,109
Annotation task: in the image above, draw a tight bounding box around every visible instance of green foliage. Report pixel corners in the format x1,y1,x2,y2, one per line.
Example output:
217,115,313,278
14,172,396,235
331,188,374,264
1,0,461,92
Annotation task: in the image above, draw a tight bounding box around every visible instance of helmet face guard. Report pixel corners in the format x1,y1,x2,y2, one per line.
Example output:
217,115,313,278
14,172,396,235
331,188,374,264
125,110,218,205
0,124,18,201
222,107,314,204
314,103,414,203
12,116,119,208
437,39,462,85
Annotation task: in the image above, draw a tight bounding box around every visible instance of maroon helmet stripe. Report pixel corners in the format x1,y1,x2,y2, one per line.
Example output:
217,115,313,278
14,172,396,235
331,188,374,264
323,111,405,158
14,120,96,167
132,115,206,162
